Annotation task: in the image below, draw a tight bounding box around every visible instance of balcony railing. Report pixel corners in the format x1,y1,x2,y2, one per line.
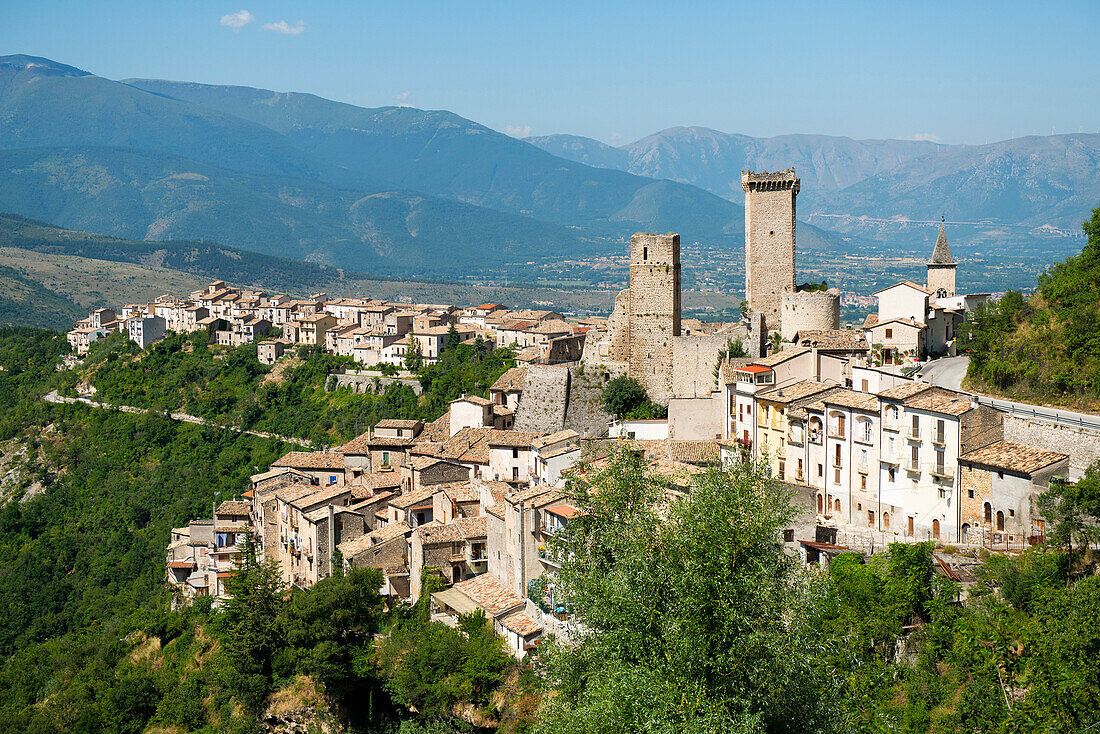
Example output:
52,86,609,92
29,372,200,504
905,461,921,473
908,428,921,441
931,464,954,480
883,421,900,432
932,431,947,446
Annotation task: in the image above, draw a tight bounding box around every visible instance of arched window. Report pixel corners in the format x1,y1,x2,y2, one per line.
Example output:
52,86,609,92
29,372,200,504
857,416,873,442
809,417,823,443
830,411,846,438
888,405,899,425
932,519,940,540
984,502,992,523
996,511,1005,531
817,494,823,514
834,499,841,513
960,523,970,543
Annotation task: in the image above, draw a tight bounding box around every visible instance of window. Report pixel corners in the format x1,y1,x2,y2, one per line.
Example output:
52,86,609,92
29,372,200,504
512,448,519,459
984,502,992,523
861,379,869,391
817,463,823,478
778,461,785,480
1009,509,1015,517
868,510,875,526
834,498,841,513
382,451,390,466
885,328,893,338
911,414,920,437
834,468,841,485
935,419,945,443
861,475,867,490
643,246,648,261
512,466,519,481
834,444,842,467
797,459,803,480
968,487,975,498
857,502,862,511
911,445,919,468
817,495,823,514
783,529,795,542
889,467,896,482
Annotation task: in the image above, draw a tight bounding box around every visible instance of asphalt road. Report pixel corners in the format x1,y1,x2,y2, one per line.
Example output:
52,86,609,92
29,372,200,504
919,357,1100,432
43,390,314,447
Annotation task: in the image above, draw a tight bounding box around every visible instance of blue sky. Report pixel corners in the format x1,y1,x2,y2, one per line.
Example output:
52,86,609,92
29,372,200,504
4,0,1098,145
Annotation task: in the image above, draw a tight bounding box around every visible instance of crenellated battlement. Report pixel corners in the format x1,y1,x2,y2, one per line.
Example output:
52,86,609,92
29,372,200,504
741,169,800,194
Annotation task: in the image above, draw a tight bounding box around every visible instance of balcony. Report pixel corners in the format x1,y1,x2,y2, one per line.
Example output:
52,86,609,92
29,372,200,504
808,430,823,445
930,464,954,480
466,548,488,571
880,454,900,465
907,429,921,442
932,432,947,446
905,461,921,474
538,545,563,567
854,432,874,445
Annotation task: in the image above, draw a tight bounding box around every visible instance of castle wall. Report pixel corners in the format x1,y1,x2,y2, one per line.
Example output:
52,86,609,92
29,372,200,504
672,333,731,399
514,365,570,434
668,391,723,441
743,170,798,331
781,289,840,342
627,233,681,405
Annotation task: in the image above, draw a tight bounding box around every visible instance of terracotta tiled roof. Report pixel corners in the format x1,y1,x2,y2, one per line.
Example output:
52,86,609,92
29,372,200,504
357,471,402,491
456,516,488,539
417,522,465,544
959,440,1067,475
440,427,494,464
877,381,933,401
532,429,581,450
862,314,879,329
903,387,974,416
490,366,528,392
487,430,543,448
499,612,542,637
454,395,493,407
273,451,345,471
442,483,480,503
755,346,810,367
339,432,373,454
452,574,526,616
375,419,423,430
669,441,720,465
368,521,412,544
821,389,881,412
215,500,251,517
485,502,506,520
390,487,438,510
758,380,835,405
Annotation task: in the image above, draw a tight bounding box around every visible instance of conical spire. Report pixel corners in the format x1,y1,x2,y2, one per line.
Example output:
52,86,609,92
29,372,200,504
929,218,955,265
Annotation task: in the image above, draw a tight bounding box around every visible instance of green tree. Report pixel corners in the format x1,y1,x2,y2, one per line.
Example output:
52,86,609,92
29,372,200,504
220,534,285,711
1039,461,1100,578
405,338,424,372
445,323,461,352
600,376,649,418
537,450,841,734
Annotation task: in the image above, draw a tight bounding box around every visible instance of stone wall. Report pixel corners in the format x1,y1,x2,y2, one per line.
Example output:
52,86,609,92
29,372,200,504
562,364,616,437
628,233,681,405
743,170,798,331
668,392,723,441
780,289,840,342
514,364,570,434
546,334,586,364
927,263,956,298
672,334,730,399
1003,415,1100,480
330,373,422,395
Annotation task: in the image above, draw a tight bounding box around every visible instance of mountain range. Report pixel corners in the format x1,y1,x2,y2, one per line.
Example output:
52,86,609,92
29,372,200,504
1,53,1097,283
528,126,1100,252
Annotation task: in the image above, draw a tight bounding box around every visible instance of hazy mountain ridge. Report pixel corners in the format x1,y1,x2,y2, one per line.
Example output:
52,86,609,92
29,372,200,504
526,126,1100,235
124,79,754,242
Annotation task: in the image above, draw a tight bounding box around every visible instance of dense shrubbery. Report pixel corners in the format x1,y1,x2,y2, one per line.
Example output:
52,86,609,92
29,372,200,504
961,203,1100,402
79,331,516,445
600,375,668,420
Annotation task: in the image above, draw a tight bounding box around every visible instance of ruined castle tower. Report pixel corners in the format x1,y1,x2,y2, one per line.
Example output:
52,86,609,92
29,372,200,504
628,233,681,404
926,222,957,298
742,169,799,330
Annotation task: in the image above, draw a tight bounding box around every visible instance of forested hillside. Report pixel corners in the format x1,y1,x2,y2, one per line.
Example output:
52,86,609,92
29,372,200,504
961,203,1100,406
1,328,1099,732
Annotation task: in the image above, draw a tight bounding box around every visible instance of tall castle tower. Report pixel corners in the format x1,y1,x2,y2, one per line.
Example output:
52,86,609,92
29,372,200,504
742,169,799,330
628,233,681,404
926,221,957,298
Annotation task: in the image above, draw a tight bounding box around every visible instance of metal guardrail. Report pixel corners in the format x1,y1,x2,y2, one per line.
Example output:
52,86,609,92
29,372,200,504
974,395,1100,432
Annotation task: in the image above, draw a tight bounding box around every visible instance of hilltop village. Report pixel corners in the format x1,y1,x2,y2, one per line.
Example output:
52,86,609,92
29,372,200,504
65,169,1095,656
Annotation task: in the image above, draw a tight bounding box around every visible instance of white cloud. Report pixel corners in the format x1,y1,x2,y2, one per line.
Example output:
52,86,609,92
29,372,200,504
262,19,305,35
900,133,942,143
220,10,255,31
394,91,412,107
504,124,532,138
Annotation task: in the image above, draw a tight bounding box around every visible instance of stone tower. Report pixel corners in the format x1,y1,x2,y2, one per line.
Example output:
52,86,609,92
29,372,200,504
742,169,799,330
628,233,681,404
926,222,957,298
